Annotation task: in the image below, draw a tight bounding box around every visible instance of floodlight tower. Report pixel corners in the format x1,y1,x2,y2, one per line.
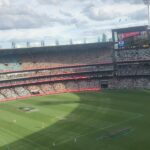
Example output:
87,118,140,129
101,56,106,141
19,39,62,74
143,0,150,27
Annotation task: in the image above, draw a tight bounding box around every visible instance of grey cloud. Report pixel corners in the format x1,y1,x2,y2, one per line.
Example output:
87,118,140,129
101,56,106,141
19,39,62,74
37,0,62,5
130,8,147,20
84,10,116,21
0,5,51,29
0,3,79,30
0,15,78,30
0,0,146,31
83,1,146,22
59,10,72,18
102,0,143,4
83,4,117,21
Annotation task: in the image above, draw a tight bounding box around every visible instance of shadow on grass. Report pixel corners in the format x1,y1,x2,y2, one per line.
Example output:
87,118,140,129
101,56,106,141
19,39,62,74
1,90,149,150
0,92,111,150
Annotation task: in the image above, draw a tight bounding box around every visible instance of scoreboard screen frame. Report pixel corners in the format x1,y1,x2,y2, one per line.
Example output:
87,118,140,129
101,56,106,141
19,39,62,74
112,25,150,50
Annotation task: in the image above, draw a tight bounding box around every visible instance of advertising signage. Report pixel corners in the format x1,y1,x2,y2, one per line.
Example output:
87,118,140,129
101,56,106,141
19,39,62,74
112,26,149,49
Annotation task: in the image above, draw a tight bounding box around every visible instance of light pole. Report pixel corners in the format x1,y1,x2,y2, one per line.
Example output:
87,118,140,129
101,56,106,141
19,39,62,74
143,0,150,27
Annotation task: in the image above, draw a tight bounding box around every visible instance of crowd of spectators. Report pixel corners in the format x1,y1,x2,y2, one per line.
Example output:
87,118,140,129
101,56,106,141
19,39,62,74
0,43,150,102
0,79,100,101
0,64,114,81
0,48,113,72
109,78,150,89
116,63,150,76
115,48,150,62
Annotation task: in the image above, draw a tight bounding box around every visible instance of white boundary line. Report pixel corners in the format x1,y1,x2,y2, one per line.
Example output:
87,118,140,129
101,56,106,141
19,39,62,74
56,113,144,146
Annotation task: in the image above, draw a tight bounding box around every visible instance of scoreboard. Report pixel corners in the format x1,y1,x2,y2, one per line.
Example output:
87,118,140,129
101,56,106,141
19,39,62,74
112,26,149,49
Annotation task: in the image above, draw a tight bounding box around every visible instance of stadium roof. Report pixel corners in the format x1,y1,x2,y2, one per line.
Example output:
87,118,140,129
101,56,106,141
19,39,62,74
112,25,148,33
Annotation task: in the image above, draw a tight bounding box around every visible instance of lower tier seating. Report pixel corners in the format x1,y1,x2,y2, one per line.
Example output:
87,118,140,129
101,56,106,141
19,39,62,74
0,79,101,102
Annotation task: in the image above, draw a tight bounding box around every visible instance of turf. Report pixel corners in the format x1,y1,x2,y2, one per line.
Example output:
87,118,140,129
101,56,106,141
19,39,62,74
0,90,150,150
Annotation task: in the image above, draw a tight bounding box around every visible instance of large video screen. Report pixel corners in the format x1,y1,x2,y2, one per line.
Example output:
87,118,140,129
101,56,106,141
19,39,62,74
114,29,149,49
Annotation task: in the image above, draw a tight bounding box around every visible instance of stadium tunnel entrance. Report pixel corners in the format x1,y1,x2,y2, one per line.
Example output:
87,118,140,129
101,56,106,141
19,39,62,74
100,80,109,89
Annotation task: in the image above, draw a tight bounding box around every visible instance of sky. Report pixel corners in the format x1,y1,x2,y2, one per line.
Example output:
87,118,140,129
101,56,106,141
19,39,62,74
0,0,148,46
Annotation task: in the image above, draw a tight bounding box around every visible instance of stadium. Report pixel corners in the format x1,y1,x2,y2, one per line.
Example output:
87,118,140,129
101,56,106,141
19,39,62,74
0,24,150,150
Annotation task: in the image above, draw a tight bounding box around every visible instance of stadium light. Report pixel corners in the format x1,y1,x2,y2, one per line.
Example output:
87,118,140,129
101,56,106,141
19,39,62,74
143,0,150,27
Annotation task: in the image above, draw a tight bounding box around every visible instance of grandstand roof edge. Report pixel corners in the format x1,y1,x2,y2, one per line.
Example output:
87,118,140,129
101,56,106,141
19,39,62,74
112,25,148,33
0,42,113,55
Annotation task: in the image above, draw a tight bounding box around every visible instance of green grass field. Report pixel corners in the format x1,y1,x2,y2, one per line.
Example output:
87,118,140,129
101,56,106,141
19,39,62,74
0,90,150,150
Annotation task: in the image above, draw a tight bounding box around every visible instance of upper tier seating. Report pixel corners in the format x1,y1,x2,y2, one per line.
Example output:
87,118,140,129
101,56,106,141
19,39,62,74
0,48,113,72
0,56,21,71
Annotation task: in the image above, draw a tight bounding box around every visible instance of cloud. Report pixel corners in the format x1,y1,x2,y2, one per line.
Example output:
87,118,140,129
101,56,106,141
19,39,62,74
130,8,147,20
83,3,146,21
0,0,148,44
0,8,50,29
0,0,10,6
37,0,62,5
102,0,143,4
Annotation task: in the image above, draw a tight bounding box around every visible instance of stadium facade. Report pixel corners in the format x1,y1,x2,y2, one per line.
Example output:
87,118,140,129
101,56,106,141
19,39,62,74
0,26,150,102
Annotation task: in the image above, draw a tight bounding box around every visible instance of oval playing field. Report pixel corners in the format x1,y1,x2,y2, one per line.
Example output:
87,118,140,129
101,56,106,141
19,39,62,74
0,90,150,150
